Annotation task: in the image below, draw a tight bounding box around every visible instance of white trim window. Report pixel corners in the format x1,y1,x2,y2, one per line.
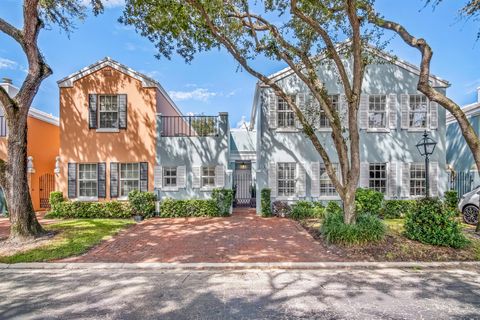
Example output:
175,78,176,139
369,163,387,194
202,166,216,188
78,163,98,197
409,95,428,129
277,96,295,128
163,167,177,188
368,95,387,129
120,163,140,197
319,95,338,129
99,95,119,129
277,162,296,197
319,163,338,197
410,163,426,196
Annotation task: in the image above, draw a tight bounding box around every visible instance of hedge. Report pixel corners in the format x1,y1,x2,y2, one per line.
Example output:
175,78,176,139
212,188,234,216
260,188,272,217
381,200,416,219
355,188,384,216
159,198,221,217
45,200,132,219
129,190,156,218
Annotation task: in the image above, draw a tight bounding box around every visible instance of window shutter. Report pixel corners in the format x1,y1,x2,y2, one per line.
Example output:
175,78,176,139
388,162,397,198
97,162,106,198
268,162,277,197
110,162,119,198
359,162,369,188
215,165,225,188
388,94,397,129
154,165,162,189
429,161,439,197
192,166,201,188
401,163,410,198
118,94,127,129
295,93,306,130
310,162,320,198
429,100,438,130
88,94,97,129
177,166,186,188
340,94,349,129
296,162,306,198
268,91,277,129
67,163,77,199
140,162,148,192
359,94,369,130
401,94,409,129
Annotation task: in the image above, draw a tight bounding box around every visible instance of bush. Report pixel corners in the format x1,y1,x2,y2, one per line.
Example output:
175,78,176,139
404,198,469,248
46,200,131,219
272,201,291,217
326,201,342,215
321,210,386,245
128,190,156,218
290,201,325,220
49,191,64,209
212,188,234,217
260,188,272,217
444,190,459,213
381,200,416,219
159,198,220,217
355,188,384,216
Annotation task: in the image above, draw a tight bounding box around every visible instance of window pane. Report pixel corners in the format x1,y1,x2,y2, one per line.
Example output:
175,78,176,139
319,163,338,197
368,95,387,128
368,163,386,194
120,162,140,197
202,166,215,187
277,163,296,196
78,163,97,197
99,95,119,129
410,163,426,196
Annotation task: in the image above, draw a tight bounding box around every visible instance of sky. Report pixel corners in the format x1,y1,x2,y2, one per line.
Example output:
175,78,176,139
0,0,479,128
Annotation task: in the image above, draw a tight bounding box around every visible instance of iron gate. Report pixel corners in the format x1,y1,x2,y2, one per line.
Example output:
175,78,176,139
233,169,256,208
449,170,475,197
39,173,55,209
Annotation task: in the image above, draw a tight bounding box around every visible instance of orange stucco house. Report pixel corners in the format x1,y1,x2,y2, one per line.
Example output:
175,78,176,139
0,78,60,212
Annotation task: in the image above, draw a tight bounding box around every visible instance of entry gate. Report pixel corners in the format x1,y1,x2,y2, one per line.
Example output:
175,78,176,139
233,168,256,208
39,173,55,209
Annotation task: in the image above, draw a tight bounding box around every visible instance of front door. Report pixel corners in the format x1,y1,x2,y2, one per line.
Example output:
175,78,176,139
233,162,254,207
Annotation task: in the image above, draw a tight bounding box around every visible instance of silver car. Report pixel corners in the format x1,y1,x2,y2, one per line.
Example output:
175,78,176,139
458,187,479,225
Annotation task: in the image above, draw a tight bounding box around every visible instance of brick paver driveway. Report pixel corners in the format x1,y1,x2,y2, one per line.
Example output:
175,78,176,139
65,209,341,263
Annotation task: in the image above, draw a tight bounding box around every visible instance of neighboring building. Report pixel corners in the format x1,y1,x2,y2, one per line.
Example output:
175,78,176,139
250,50,450,212
0,78,60,211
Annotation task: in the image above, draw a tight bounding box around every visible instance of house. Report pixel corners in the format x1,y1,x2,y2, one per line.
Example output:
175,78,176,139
0,78,60,212
249,50,450,212
446,87,480,194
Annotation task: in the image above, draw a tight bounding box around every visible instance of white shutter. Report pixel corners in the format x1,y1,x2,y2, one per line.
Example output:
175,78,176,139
215,165,225,188
268,162,277,197
311,162,320,198
359,94,369,129
388,162,397,198
177,165,186,188
296,162,306,198
154,165,162,189
268,91,277,129
340,94,348,129
192,166,201,188
401,94,409,129
388,94,397,129
401,163,410,198
295,93,306,130
429,101,438,130
429,161,439,197
359,162,369,188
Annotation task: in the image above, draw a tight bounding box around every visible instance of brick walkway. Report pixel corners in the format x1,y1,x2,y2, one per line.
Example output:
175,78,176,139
0,212,50,240
65,209,342,263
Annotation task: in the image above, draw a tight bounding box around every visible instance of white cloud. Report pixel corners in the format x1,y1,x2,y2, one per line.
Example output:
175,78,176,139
82,0,124,8
236,116,250,129
0,58,17,70
168,88,217,102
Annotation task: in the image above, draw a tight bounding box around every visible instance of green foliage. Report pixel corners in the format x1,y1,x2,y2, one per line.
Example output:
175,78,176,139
260,188,272,217
355,188,384,216
381,200,416,219
290,201,325,220
272,201,292,217
326,201,342,216
128,190,156,218
211,188,234,216
45,200,131,219
404,198,470,249
159,198,220,218
444,190,459,213
49,191,64,209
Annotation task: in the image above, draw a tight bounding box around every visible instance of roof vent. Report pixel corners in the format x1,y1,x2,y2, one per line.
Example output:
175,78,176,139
1,78,12,85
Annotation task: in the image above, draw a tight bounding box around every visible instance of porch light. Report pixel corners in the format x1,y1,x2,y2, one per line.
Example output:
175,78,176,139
27,156,35,174
54,156,61,174
415,131,437,198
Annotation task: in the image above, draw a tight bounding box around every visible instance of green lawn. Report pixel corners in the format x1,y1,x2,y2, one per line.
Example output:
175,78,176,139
0,219,133,263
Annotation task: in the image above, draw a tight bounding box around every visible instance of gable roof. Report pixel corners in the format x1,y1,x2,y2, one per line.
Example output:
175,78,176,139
57,57,182,115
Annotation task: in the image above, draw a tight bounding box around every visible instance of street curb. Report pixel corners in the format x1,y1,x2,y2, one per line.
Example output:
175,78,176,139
1,261,480,271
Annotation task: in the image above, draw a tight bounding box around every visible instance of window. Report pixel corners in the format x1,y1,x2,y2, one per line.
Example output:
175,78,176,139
277,96,295,128
369,163,387,194
409,95,428,128
319,95,338,129
120,163,140,197
99,95,119,129
320,163,338,197
410,163,426,196
202,166,216,188
368,95,387,129
163,167,177,187
78,163,97,197
277,163,296,197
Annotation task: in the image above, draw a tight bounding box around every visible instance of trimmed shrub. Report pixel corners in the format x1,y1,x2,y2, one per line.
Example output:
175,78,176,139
159,198,220,217
444,190,459,213
128,190,156,218
355,188,384,216
326,201,342,215
272,201,291,217
260,188,272,217
49,191,64,209
404,198,469,248
45,200,131,219
382,200,416,219
290,201,325,220
212,188,234,217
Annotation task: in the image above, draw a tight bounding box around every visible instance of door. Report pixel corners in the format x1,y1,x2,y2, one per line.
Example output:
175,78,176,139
233,161,255,207
39,173,55,209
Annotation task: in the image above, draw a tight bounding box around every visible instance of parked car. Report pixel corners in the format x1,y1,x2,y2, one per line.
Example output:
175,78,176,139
458,186,480,225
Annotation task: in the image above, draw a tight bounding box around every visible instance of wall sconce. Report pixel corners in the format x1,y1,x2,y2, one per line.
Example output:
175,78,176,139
27,156,35,174
54,156,61,174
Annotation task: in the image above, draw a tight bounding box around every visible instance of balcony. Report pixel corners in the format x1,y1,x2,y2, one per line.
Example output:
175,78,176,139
160,115,223,137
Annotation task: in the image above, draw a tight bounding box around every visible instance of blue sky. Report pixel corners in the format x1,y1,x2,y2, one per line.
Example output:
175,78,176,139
0,0,479,128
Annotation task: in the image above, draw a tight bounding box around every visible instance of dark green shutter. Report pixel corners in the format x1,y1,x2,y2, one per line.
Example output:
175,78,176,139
140,162,148,192
67,163,77,198
98,162,106,198
110,162,119,198
119,94,127,129
88,94,97,129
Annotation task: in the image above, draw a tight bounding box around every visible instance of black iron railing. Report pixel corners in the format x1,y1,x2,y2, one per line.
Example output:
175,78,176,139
161,115,220,137
0,116,7,137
